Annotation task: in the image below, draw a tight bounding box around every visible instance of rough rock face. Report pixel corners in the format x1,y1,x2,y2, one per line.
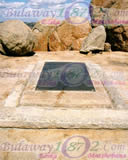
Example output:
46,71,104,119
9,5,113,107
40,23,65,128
91,0,128,9
106,26,128,51
32,18,60,51
90,0,128,51
49,17,92,51
80,25,106,53
0,20,35,56
104,42,112,52
90,0,128,27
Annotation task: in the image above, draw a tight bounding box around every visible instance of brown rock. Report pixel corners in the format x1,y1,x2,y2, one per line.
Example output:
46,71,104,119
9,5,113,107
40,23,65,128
32,18,60,51
113,27,124,33
106,26,128,51
90,0,128,51
49,17,92,51
0,43,5,55
91,0,128,9
104,42,112,51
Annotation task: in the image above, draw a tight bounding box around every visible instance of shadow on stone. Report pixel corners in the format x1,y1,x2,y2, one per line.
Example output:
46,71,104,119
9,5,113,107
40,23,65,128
0,49,36,57
80,50,103,55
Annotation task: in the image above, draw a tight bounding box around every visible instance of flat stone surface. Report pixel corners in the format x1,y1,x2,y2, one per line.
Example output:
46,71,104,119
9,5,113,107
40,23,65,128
0,51,128,160
0,107,128,129
0,129,128,160
19,60,112,108
36,62,95,91
0,51,127,129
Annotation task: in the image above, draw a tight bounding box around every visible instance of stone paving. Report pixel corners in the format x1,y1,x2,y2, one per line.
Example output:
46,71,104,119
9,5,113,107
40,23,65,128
0,51,128,159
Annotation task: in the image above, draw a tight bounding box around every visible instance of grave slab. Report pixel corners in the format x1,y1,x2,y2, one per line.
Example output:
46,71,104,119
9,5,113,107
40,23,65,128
20,60,112,109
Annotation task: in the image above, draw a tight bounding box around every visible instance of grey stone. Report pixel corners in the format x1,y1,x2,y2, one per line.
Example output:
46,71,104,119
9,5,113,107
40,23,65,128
0,20,35,56
80,25,106,53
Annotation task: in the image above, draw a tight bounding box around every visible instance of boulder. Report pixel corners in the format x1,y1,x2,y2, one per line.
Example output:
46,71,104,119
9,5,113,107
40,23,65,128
0,20,35,56
32,18,60,51
90,1,128,27
80,25,106,53
49,17,92,51
106,26,128,51
90,0,128,51
90,0,128,9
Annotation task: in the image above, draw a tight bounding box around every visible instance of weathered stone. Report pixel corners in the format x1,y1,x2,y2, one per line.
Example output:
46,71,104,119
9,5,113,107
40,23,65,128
104,42,112,51
91,0,128,9
0,20,35,56
90,0,128,51
32,18,59,51
80,25,106,53
19,61,112,109
49,17,92,51
0,43,5,55
106,26,128,51
0,128,128,160
0,129,128,160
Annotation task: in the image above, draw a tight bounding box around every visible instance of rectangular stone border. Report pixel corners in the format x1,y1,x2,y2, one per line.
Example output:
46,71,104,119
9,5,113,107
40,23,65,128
19,60,112,109
3,64,35,108
0,61,128,129
91,63,128,109
0,107,128,129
